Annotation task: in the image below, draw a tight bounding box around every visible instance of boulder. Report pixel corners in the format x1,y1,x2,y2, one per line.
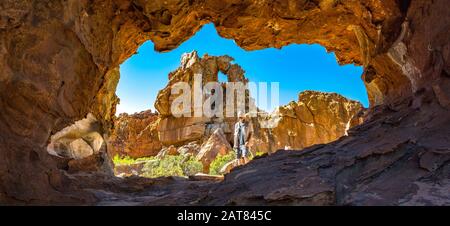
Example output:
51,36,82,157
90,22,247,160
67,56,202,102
156,145,178,159
47,113,106,159
177,142,201,157
196,128,232,173
69,139,94,159
220,159,239,175
45,114,113,175
67,153,107,173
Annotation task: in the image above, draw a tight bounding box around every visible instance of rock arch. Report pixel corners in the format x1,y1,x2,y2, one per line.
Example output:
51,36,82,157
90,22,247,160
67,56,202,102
0,0,448,204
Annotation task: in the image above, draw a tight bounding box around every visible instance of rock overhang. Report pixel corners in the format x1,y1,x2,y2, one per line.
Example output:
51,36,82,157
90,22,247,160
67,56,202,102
0,0,449,205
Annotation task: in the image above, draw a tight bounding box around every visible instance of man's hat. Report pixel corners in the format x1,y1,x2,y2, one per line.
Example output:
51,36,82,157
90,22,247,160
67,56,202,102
237,111,245,118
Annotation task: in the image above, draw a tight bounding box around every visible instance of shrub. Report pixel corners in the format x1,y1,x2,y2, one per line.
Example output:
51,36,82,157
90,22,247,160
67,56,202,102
250,151,266,160
209,152,236,175
112,154,155,165
140,155,203,178
181,156,204,176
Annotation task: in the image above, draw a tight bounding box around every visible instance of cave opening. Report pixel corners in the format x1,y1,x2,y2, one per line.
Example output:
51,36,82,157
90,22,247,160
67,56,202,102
116,23,368,116
4,0,448,206
107,23,368,179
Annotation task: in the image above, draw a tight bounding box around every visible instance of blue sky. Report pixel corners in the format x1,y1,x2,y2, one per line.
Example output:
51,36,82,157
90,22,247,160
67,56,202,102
116,23,368,115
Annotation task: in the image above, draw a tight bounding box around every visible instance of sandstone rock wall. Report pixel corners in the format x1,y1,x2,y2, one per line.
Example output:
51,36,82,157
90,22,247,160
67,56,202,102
249,91,365,154
0,0,448,204
109,110,162,158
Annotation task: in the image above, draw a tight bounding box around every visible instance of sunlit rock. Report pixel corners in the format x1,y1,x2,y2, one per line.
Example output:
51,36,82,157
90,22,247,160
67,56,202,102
109,110,162,158
156,145,178,159
1,0,449,205
47,113,106,159
155,51,247,146
196,128,232,173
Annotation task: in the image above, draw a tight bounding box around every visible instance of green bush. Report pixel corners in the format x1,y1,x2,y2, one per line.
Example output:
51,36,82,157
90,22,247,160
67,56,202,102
181,156,204,176
140,155,203,178
250,151,266,160
112,155,155,165
209,152,236,175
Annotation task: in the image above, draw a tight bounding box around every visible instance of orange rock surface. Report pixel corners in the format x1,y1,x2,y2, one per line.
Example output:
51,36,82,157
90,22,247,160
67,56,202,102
109,110,162,158
0,0,448,205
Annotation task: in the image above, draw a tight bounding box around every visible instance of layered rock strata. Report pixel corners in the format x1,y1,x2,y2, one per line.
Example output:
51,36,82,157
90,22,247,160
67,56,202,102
249,91,365,154
109,110,162,158
154,51,247,147
0,0,448,205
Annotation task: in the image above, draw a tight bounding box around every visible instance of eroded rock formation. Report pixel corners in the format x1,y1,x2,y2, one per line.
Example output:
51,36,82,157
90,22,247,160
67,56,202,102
109,110,162,158
46,113,113,174
155,51,247,147
47,114,106,160
249,91,365,153
0,0,449,205
196,128,233,173
109,52,364,172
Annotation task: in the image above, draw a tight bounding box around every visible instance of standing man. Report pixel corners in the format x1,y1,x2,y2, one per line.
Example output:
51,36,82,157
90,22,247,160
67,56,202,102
233,112,252,166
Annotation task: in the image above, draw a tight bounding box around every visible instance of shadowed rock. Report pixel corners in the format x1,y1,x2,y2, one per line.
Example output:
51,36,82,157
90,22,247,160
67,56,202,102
0,0,448,205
